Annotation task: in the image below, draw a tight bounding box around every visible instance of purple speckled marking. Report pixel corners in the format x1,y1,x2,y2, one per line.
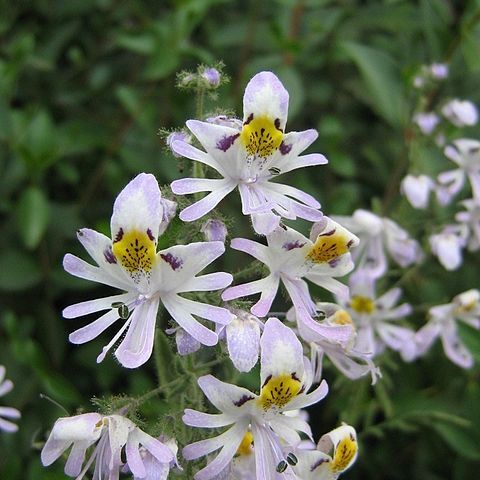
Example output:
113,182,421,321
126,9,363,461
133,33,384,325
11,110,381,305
319,229,335,237
104,246,117,264
160,253,183,270
279,141,292,155
311,458,329,471
147,228,155,241
114,228,124,243
217,133,240,152
283,240,306,251
233,394,255,407
328,257,341,268
244,113,254,125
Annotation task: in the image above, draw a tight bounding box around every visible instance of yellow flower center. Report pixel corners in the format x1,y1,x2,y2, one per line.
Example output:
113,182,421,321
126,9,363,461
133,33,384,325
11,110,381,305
112,229,156,278
350,296,376,314
258,374,302,411
331,433,358,473
332,309,354,325
307,230,351,264
236,431,254,456
240,115,283,158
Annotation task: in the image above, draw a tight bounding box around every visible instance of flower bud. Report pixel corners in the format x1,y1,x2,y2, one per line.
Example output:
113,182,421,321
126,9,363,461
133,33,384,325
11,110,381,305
202,67,221,87
201,219,227,242
166,131,191,158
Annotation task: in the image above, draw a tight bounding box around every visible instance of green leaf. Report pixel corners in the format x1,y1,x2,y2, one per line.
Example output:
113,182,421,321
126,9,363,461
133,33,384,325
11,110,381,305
0,249,42,291
17,186,50,249
432,420,480,460
341,41,407,128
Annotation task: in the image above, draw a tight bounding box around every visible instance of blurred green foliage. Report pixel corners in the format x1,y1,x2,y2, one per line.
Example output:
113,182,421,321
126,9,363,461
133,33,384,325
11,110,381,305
1,0,480,478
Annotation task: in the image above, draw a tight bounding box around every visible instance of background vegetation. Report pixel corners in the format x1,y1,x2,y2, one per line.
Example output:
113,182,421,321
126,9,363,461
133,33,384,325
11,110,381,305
1,0,480,478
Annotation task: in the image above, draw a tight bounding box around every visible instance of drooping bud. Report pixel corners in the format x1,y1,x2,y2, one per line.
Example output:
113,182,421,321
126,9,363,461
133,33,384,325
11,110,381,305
201,67,221,87
201,219,227,242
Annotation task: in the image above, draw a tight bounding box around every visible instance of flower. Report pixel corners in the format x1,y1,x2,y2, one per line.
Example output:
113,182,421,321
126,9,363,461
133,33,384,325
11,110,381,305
401,174,435,209
338,271,415,360
292,425,358,480
219,309,262,373
414,289,480,368
201,67,221,87
429,225,468,270
429,63,449,80
441,99,478,127
332,209,422,279
41,412,174,479
456,197,480,251
287,306,381,384
182,318,329,480
63,173,233,368
202,219,228,243
166,131,192,158
413,112,440,135
436,139,480,204
222,218,358,346
0,365,21,433
170,71,327,235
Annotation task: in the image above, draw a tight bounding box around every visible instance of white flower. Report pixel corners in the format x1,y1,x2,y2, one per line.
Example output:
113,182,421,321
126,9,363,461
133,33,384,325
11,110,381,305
414,290,480,368
0,365,21,433
429,225,468,270
401,174,435,209
170,71,327,235
222,218,358,347
293,425,358,480
332,209,422,279
41,413,174,479
182,318,328,480
441,99,478,127
338,271,415,360
63,173,233,368
456,197,480,251
413,112,440,135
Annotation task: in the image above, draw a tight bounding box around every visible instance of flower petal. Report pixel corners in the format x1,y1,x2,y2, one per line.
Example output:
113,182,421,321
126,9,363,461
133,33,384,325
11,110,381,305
63,293,134,319
68,308,120,345
183,409,234,428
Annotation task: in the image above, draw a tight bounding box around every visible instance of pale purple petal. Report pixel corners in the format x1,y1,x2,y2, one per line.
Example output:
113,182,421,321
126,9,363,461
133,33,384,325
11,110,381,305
286,379,329,410
175,297,233,325
230,238,269,263
251,211,281,235
179,272,233,293
163,295,218,346
126,437,146,478
226,316,261,372
260,318,304,385
251,275,281,317
266,182,321,209
197,375,257,414
63,293,133,319
414,321,441,357
64,442,90,477
171,177,228,195
441,322,473,368
110,173,163,243
0,417,19,432
0,379,13,397
171,139,225,175
0,406,21,419
179,182,236,222
175,328,201,356
183,410,234,428
115,298,159,368
222,277,270,302
68,308,120,344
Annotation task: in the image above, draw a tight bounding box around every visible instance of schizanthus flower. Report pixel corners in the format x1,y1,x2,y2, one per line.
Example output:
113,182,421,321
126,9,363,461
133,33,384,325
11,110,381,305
222,218,358,346
171,71,327,235
182,318,328,479
63,173,233,368
414,289,480,368
41,412,174,479
0,365,21,433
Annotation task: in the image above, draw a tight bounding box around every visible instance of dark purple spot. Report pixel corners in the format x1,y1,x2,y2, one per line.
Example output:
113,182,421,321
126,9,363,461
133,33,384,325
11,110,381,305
104,246,117,264
291,372,300,382
216,133,240,152
262,374,272,388
328,257,341,268
274,118,282,130
147,228,155,241
283,241,306,251
319,229,336,237
347,239,354,248
160,253,183,270
244,113,254,125
233,394,255,407
311,458,329,471
279,141,292,155
114,228,124,243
